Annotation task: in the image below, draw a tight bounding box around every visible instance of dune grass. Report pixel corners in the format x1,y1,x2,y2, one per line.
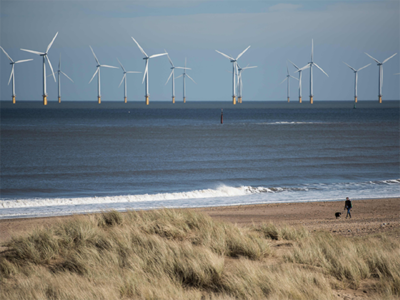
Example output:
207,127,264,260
0,209,399,299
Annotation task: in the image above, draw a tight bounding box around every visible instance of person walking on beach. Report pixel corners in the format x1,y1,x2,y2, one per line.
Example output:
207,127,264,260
344,197,352,219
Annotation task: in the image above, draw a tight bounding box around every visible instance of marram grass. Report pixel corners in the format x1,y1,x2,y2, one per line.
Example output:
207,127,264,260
0,209,399,300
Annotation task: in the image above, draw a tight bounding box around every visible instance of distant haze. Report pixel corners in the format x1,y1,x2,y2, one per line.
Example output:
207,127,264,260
1,0,399,102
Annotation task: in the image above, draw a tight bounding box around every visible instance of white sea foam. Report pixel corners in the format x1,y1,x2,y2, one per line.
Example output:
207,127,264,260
1,179,399,218
0,185,289,209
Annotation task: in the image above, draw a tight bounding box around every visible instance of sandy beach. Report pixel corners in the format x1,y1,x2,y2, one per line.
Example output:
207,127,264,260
1,197,399,245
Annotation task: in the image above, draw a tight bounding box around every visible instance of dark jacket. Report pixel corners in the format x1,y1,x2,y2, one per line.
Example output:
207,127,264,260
345,200,352,209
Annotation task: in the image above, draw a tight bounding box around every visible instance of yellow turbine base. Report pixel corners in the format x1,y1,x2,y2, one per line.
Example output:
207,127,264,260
287,97,290,103
98,96,101,104
379,96,382,103
43,95,47,106
183,97,186,104
299,97,302,104
310,96,313,104
12,96,16,104
354,96,357,103
124,97,127,103
145,96,149,105
232,96,236,105
172,97,175,104
58,97,61,104
238,97,242,103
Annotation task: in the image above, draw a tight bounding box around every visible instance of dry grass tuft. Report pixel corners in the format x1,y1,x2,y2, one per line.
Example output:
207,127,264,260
0,209,399,299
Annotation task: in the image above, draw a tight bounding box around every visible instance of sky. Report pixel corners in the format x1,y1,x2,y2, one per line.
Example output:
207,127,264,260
0,0,399,102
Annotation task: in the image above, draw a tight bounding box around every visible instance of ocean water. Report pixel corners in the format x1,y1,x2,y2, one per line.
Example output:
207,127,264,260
1,101,399,219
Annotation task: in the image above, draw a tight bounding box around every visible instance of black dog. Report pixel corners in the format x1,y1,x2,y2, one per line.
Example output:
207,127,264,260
335,212,342,219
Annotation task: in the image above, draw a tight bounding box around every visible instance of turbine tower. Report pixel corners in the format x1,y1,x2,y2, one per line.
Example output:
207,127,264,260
56,55,74,103
365,52,397,103
88,46,118,104
343,62,370,104
165,52,189,104
21,32,58,105
131,37,168,105
301,39,329,104
0,46,33,104
289,60,308,103
175,58,196,103
236,64,257,103
216,46,250,105
117,59,141,103
280,64,298,103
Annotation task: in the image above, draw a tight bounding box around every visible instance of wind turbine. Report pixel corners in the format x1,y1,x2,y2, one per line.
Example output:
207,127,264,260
0,46,33,104
343,62,370,105
175,58,196,103
88,46,118,104
236,64,257,103
365,52,397,103
300,39,329,104
216,46,250,105
55,55,73,103
21,32,58,105
280,64,298,103
164,52,189,104
289,60,308,103
131,37,168,105
117,59,141,103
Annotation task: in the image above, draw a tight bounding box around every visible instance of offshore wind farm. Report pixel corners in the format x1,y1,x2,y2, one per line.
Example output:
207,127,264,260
1,1,399,218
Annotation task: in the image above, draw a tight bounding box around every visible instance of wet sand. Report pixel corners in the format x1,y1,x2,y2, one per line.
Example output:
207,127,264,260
1,198,399,245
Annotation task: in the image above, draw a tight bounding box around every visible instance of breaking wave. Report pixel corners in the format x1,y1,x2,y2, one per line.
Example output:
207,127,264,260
0,185,306,209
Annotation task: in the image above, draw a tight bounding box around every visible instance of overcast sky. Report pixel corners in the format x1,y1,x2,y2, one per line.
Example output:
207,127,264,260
1,0,399,102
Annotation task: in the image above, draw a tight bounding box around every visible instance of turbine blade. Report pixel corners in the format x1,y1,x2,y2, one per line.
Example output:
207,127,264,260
46,56,56,82
149,53,168,59
20,49,44,55
15,59,33,64
126,71,141,73
89,46,100,64
100,65,118,69
298,64,310,71
215,50,234,61
117,58,126,72
311,39,314,61
242,66,257,70
165,70,174,85
186,74,196,84
174,67,191,70
131,37,148,57
61,71,74,82
365,52,380,64
357,63,371,72
280,77,288,84
343,62,356,72
0,46,14,62
8,66,14,85
314,63,329,77
290,75,299,80
118,74,125,88
89,68,99,84
142,60,148,84
288,60,299,70
165,51,174,67
382,53,397,64
46,32,58,53
236,45,251,60
175,75,182,79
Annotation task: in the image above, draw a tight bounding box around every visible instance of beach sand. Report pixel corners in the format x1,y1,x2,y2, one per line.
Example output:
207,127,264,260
1,198,399,245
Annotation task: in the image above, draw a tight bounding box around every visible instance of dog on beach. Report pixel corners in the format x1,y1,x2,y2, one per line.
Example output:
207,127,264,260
335,212,342,219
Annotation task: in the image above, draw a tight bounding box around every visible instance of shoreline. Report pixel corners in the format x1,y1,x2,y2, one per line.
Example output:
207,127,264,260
1,197,399,245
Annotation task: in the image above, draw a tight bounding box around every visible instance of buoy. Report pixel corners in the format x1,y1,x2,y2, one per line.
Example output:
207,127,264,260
221,109,223,124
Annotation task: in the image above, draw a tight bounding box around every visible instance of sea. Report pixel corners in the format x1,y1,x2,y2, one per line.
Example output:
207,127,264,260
1,100,399,219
